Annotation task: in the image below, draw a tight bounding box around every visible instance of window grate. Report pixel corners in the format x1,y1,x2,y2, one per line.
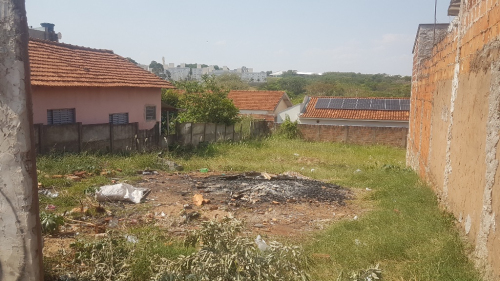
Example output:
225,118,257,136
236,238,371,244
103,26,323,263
109,113,129,125
145,106,156,121
47,108,75,125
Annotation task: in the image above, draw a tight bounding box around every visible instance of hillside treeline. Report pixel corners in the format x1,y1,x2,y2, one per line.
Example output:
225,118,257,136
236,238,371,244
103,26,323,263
256,71,411,102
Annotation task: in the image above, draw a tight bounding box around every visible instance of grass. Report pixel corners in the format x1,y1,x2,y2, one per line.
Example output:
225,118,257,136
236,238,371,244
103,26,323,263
36,138,482,281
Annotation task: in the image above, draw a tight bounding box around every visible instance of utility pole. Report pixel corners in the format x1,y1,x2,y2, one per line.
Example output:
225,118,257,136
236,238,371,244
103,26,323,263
0,0,44,280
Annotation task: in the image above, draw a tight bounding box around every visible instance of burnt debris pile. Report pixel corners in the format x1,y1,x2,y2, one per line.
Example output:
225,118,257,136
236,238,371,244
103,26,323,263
192,172,350,205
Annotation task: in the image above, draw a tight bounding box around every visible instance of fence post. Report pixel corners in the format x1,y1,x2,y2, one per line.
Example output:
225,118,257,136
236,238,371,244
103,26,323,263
203,123,207,143
109,123,114,153
37,123,43,154
77,122,83,153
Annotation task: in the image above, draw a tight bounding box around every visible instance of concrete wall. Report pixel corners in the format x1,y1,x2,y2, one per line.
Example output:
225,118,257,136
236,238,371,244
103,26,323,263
175,123,241,146
0,0,44,279
408,0,500,278
34,122,160,154
299,124,408,147
31,86,161,130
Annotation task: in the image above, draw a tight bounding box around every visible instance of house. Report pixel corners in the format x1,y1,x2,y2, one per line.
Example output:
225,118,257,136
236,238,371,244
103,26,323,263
228,90,293,121
277,96,410,127
29,38,174,130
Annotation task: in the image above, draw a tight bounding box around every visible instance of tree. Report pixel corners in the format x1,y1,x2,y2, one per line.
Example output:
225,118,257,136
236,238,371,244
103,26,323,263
126,57,138,65
175,75,240,125
149,60,166,79
215,73,250,90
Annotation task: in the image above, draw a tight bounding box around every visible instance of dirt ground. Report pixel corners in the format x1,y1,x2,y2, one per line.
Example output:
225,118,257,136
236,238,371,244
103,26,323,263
44,171,368,256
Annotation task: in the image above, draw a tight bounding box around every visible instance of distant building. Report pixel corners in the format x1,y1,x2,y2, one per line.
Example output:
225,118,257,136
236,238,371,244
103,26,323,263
157,62,267,82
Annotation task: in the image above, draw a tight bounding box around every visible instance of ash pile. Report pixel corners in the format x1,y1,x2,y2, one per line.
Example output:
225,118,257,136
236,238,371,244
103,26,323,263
192,172,350,205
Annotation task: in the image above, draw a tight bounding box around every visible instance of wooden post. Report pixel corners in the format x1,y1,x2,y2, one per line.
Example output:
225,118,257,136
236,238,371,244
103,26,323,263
0,0,44,279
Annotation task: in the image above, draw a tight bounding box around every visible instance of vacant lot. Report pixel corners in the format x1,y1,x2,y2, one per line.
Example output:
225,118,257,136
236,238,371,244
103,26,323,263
37,138,482,281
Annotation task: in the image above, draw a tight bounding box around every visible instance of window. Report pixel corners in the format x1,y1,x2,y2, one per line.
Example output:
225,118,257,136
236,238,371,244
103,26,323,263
109,113,129,125
145,106,156,121
47,108,75,125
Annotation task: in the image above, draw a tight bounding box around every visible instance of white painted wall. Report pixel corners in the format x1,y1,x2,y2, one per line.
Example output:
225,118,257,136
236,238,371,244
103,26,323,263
276,104,302,123
299,118,408,128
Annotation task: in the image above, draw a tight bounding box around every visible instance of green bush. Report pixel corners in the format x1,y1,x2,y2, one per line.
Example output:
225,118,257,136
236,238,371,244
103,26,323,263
154,218,310,281
40,212,65,235
275,116,300,139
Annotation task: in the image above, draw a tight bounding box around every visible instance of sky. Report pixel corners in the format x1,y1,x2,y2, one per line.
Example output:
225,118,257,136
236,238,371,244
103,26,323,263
25,0,454,76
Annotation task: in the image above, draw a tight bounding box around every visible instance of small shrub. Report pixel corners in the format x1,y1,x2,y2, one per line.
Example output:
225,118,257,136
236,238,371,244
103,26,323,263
275,116,300,139
40,212,65,235
154,218,310,281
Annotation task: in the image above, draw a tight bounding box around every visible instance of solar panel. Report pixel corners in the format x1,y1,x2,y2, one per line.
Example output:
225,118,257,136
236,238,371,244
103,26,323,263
329,99,344,109
315,98,330,109
315,98,410,111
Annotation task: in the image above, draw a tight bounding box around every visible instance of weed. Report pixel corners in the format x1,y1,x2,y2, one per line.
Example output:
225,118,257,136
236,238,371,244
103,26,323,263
154,218,310,281
40,212,64,235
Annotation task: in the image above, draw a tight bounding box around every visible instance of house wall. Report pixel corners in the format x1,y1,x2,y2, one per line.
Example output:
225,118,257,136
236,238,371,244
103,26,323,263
298,124,407,147
299,118,408,128
276,104,302,123
274,99,290,114
32,86,161,130
408,1,500,278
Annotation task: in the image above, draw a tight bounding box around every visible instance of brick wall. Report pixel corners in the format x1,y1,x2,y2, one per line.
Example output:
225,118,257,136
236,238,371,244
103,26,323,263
408,1,500,278
298,124,407,148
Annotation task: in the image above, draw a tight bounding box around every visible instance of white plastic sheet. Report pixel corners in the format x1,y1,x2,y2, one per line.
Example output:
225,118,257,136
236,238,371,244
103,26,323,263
95,183,150,204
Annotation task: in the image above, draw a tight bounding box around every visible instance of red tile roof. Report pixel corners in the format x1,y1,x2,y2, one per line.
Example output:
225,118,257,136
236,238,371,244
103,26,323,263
28,39,174,88
228,90,291,111
302,96,410,121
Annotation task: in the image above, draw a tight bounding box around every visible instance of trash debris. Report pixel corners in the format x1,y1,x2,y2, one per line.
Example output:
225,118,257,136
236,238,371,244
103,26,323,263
353,215,358,220
255,235,269,252
95,183,150,204
45,204,57,210
161,159,184,171
293,153,300,157
39,189,59,198
199,168,209,173
312,253,331,260
125,235,138,244
193,194,210,206
142,170,158,175
354,169,362,173
366,187,372,191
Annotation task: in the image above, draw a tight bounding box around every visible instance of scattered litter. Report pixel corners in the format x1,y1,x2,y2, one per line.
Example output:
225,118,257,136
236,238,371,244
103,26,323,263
142,170,158,175
160,159,184,171
255,235,269,252
183,204,192,209
366,188,372,191
108,218,118,228
39,189,59,198
293,153,300,157
310,169,315,172
312,253,331,260
95,183,150,204
354,169,362,173
355,239,361,246
125,235,138,244
161,212,166,217
193,194,210,206
45,204,57,210
199,168,209,173
353,215,358,220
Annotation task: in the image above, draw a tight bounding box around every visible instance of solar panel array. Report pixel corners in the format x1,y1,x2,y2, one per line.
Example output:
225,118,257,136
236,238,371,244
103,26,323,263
315,98,410,111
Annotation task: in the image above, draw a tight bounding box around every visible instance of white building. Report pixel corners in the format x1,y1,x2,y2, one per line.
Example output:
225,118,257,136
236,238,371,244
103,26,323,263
159,62,267,82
